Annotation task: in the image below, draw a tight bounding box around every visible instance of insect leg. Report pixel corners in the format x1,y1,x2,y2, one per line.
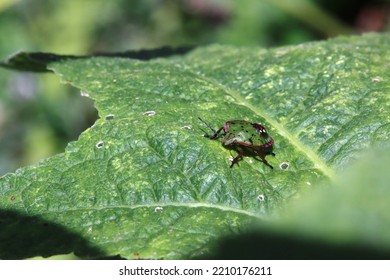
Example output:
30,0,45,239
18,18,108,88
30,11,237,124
230,149,244,168
254,151,274,169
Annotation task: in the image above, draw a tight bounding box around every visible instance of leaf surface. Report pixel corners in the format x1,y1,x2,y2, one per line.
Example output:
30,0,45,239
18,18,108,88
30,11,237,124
1,33,389,259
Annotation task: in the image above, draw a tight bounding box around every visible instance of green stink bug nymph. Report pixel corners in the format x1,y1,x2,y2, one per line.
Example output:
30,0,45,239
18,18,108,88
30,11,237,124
199,117,275,169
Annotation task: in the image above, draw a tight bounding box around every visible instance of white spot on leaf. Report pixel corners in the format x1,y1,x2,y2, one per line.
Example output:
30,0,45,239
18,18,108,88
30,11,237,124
257,194,265,201
96,141,104,149
105,114,115,120
181,125,192,130
279,162,289,170
154,206,163,212
143,110,156,116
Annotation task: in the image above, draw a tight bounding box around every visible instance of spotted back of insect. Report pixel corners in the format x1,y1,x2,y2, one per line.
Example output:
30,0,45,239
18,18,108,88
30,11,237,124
223,120,273,148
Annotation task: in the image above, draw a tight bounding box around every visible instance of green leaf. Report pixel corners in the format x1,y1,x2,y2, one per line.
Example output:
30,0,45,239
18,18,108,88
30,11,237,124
280,146,390,249
1,33,389,259
205,147,390,259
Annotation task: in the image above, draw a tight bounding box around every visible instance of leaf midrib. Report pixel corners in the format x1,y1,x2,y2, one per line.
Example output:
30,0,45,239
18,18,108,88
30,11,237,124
46,202,264,219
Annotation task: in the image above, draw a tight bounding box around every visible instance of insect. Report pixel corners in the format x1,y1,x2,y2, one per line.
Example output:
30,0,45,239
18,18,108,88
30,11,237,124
199,117,275,169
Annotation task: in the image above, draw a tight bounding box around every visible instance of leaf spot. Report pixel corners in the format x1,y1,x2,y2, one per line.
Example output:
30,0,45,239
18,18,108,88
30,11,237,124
257,194,265,201
371,77,381,83
154,206,163,212
105,114,115,120
279,162,289,170
181,125,192,130
143,110,156,116
96,141,104,149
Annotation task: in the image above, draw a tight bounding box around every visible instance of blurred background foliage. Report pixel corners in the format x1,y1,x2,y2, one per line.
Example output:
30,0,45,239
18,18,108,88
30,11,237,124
0,0,389,176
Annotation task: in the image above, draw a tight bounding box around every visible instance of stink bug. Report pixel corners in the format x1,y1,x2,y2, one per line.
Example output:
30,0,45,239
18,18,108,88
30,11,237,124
199,117,275,169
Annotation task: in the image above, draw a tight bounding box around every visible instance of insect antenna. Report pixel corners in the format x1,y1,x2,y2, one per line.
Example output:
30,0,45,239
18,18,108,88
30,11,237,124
198,117,217,134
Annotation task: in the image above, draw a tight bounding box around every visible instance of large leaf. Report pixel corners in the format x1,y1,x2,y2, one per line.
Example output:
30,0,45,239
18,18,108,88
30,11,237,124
0,33,389,259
